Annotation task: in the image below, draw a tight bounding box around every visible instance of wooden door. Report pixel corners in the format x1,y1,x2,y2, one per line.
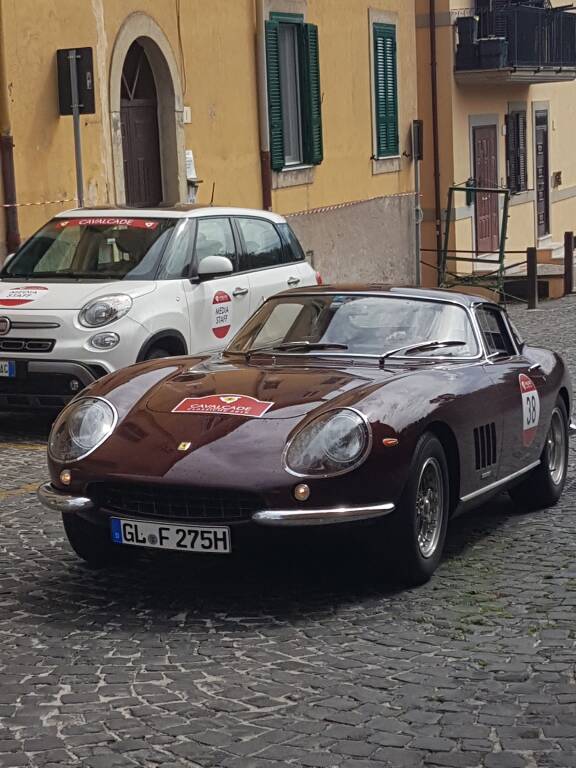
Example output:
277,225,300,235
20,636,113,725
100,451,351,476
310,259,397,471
535,111,550,238
473,125,499,255
120,42,162,208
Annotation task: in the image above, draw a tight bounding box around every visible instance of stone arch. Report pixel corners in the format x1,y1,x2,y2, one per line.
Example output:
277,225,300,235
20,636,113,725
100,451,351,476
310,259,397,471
109,12,186,205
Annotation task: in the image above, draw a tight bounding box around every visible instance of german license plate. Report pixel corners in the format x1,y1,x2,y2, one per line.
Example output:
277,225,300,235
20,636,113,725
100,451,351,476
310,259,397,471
110,518,231,554
0,360,15,378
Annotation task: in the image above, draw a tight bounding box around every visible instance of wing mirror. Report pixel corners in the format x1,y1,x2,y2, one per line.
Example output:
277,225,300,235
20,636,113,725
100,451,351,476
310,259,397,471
196,255,234,281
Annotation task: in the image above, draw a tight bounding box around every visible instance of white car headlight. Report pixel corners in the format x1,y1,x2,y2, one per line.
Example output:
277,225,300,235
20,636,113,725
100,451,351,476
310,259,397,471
284,409,371,478
79,294,132,328
49,397,117,463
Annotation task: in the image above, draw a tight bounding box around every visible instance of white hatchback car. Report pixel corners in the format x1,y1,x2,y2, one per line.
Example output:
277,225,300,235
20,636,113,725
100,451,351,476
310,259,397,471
0,206,320,409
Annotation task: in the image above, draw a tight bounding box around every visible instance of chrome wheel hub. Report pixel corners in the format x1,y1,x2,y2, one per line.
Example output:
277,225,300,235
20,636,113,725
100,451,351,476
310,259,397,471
547,407,567,487
416,457,444,559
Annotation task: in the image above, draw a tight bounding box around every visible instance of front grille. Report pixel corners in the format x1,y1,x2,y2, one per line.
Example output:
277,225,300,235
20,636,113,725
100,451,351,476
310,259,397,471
0,338,55,353
88,483,264,523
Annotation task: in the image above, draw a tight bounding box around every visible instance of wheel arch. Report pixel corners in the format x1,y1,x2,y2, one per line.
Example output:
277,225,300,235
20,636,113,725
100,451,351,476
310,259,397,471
136,330,188,362
425,421,461,515
558,386,571,419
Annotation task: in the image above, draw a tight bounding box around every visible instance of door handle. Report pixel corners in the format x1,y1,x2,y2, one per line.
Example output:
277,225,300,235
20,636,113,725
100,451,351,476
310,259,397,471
232,287,249,297
287,277,301,287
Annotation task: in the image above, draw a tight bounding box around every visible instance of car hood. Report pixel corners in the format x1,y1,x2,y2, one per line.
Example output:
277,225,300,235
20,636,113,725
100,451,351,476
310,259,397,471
0,280,156,311
144,357,388,420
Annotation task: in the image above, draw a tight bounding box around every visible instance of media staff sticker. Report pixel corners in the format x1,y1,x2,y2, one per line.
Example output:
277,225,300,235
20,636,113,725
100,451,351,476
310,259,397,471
212,290,232,339
56,218,159,230
172,394,274,418
0,285,48,307
520,373,540,447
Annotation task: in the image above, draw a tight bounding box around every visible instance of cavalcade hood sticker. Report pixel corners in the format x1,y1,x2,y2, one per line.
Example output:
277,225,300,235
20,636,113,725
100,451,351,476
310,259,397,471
172,394,274,418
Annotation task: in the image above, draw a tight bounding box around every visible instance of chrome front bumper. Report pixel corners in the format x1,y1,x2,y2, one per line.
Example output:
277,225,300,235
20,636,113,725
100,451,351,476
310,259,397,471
37,483,395,527
571,422,576,438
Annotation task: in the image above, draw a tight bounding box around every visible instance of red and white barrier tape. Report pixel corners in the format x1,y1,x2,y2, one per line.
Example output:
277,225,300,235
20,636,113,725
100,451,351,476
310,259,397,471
1,197,76,208
287,191,416,218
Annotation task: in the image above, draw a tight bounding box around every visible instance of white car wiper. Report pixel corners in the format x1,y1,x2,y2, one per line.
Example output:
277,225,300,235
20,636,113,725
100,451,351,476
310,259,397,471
379,340,466,368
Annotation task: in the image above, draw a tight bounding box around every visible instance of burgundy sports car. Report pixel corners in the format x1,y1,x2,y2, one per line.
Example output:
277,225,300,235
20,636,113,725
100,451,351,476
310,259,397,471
38,286,573,585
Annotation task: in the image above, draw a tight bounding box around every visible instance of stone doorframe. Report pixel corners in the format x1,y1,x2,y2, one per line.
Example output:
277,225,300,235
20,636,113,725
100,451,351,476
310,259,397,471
109,12,187,206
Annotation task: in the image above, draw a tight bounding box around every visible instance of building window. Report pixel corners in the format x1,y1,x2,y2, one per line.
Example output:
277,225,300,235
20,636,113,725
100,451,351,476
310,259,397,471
506,110,528,194
373,23,399,158
265,15,323,171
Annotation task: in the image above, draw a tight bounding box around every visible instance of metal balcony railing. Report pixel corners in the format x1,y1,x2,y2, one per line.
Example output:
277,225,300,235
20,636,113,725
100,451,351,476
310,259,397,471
456,5,576,72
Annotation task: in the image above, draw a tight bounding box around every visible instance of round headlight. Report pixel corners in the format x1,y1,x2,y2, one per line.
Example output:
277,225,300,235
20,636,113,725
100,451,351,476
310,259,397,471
49,397,117,463
284,409,371,478
79,294,132,328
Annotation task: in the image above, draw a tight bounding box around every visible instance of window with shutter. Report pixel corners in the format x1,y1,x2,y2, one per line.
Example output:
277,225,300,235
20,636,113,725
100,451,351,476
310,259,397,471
506,109,527,194
373,23,399,158
265,14,324,171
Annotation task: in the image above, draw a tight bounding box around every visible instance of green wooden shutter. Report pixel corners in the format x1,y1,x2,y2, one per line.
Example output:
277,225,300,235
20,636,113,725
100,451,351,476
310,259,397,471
517,110,527,192
373,23,399,158
505,113,518,193
265,20,285,171
300,23,323,166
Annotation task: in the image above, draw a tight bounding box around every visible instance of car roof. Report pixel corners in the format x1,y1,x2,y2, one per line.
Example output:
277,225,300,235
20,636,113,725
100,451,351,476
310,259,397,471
277,284,499,309
54,205,287,224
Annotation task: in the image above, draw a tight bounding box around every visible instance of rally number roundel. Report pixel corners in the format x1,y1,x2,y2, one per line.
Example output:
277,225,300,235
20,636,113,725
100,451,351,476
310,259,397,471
212,291,232,339
519,373,540,448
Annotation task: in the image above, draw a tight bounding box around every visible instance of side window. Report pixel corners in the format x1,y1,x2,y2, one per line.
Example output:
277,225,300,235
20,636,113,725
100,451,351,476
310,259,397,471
156,221,194,280
476,306,516,357
194,218,236,270
278,223,305,263
237,218,283,271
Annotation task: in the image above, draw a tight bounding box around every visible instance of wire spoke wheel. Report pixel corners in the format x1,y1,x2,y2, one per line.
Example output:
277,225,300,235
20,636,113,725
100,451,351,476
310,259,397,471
546,406,567,487
416,457,444,559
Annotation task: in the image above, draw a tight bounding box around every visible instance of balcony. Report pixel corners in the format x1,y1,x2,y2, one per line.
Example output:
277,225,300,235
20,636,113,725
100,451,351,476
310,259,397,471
455,4,576,85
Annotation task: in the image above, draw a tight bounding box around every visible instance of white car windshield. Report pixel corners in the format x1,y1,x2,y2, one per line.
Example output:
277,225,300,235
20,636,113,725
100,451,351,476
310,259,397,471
228,294,480,358
2,216,178,281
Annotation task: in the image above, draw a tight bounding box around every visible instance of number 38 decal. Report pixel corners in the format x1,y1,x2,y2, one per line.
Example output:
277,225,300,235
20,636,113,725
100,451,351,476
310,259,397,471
519,374,540,447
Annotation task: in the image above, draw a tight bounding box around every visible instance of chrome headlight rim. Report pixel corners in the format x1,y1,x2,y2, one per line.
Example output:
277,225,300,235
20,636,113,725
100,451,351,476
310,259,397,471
282,407,373,479
48,396,118,464
78,294,133,329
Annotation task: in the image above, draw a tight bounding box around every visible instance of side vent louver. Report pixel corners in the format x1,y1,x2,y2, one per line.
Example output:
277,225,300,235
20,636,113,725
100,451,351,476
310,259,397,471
474,423,497,470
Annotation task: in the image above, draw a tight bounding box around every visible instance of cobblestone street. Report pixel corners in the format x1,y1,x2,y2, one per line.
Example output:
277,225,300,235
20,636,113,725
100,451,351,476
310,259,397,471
1,297,576,768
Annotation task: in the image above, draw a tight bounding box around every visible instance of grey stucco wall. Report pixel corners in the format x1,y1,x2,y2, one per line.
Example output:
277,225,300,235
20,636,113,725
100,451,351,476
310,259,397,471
288,194,417,285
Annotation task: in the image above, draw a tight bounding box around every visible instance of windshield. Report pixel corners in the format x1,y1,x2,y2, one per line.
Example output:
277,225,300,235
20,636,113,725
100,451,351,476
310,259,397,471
227,294,480,358
2,216,178,280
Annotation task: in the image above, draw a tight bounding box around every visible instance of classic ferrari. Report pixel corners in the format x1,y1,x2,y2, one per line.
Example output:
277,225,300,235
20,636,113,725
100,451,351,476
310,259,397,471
38,286,573,585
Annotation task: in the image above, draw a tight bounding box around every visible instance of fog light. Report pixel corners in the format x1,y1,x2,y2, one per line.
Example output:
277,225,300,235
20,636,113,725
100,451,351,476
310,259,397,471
294,483,310,502
90,332,120,350
60,469,72,486
69,379,80,392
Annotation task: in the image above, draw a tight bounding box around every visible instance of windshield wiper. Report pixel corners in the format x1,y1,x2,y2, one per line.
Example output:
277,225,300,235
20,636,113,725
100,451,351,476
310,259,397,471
379,340,466,368
246,341,348,359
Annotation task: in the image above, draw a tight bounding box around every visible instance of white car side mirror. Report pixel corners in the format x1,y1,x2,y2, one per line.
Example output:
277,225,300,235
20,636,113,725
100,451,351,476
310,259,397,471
197,255,234,280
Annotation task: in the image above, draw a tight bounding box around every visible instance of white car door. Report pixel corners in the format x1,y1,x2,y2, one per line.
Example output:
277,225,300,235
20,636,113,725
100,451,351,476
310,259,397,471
234,217,313,316
187,217,251,354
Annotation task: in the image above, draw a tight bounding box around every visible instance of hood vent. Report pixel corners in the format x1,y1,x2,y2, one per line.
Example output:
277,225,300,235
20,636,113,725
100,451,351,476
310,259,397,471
474,423,497,470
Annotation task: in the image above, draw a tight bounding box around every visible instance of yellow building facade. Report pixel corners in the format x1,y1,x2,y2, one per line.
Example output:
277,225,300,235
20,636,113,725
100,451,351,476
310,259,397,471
0,0,419,284
416,0,576,289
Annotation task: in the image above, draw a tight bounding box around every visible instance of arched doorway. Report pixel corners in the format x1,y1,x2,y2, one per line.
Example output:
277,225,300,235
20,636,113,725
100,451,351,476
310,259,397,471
121,41,163,207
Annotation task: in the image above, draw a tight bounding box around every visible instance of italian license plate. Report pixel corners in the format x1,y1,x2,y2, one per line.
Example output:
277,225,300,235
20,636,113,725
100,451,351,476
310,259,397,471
110,518,231,554
0,360,15,378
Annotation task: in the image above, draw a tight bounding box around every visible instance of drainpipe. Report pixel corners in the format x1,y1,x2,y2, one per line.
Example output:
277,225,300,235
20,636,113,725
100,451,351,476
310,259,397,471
0,6,19,258
256,0,273,211
429,0,442,279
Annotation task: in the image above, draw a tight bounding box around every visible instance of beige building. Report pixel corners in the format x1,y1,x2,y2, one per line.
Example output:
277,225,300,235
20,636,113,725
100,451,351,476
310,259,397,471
0,0,419,284
416,0,576,290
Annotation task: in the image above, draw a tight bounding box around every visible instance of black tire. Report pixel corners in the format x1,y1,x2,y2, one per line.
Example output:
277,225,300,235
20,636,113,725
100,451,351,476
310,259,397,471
509,396,569,511
144,347,172,361
62,514,126,568
379,433,450,587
